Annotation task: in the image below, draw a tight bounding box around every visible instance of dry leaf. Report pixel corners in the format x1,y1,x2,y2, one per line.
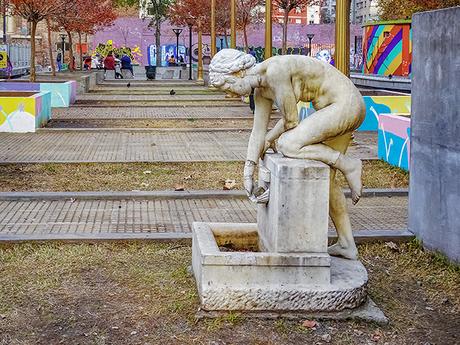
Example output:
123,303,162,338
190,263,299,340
302,319,317,329
384,242,399,251
224,179,236,190
175,184,185,191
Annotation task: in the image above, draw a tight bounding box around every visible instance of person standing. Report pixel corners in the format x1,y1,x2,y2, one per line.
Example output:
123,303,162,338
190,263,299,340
56,51,62,72
103,52,116,77
121,53,134,77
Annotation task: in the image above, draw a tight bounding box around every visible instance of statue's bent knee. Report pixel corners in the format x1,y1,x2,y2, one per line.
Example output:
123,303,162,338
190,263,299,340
276,134,296,156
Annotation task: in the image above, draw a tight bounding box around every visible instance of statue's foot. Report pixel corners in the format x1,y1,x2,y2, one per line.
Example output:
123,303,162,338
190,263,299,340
328,243,358,260
336,155,363,204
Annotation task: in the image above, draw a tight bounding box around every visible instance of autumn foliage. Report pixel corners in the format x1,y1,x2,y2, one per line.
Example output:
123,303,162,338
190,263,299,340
274,0,318,54
378,0,460,20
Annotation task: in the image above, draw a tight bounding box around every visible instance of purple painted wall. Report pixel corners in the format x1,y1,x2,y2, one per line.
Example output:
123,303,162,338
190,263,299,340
92,17,363,66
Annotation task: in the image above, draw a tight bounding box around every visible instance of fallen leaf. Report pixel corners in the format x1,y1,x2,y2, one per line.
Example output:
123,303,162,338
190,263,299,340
143,170,152,174
175,184,185,191
321,334,331,343
302,319,317,329
130,331,138,336
224,179,236,190
384,242,399,251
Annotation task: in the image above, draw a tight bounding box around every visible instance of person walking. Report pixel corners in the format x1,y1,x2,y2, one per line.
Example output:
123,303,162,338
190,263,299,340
6,55,13,79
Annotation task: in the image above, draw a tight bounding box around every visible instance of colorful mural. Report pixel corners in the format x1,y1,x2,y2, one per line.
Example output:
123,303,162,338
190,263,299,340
93,40,142,64
0,81,76,108
378,114,411,171
363,20,412,77
0,91,51,132
297,95,411,131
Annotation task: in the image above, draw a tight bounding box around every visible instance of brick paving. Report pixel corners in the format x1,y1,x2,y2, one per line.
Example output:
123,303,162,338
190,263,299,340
0,131,376,163
0,196,407,237
52,106,255,119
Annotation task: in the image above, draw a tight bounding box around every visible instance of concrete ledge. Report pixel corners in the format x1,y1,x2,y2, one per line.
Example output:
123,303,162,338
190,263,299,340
351,73,411,92
0,188,408,201
0,229,414,243
37,127,254,133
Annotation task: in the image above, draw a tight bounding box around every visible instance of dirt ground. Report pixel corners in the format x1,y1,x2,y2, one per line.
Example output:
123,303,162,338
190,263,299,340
0,160,408,192
46,118,280,129
0,241,458,345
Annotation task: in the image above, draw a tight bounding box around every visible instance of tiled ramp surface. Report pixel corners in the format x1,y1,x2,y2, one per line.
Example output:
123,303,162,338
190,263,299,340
0,196,407,237
0,131,377,163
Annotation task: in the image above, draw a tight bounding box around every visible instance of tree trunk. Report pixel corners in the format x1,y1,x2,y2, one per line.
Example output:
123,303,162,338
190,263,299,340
243,24,249,52
78,32,83,70
67,31,74,72
155,19,161,67
29,21,37,82
282,10,289,55
46,19,56,77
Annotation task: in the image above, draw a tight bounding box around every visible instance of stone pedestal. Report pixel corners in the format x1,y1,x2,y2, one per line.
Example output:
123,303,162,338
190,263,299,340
258,154,330,253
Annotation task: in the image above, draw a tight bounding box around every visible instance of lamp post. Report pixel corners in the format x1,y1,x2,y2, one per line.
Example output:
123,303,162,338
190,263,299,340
188,24,192,80
306,33,315,56
220,37,224,51
172,28,182,61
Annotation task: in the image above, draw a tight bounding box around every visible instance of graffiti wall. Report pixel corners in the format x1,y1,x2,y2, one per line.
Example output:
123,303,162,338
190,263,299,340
0,91,51,132
93,40,142,64
363,20,412,77
378,114,410,171
0,81,77,108
297,95,411,131
93,17,363,66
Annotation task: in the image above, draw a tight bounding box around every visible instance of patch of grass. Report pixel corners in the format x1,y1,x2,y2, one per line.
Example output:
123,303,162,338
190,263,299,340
0,160,409,192
0,242,460,345
0,242,458,344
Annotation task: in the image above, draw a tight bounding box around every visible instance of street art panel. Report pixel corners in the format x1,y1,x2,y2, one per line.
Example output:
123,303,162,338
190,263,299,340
93,40,142,64
378,114,411,171
0,91,51,132
297,95,411,131
363,21,412,77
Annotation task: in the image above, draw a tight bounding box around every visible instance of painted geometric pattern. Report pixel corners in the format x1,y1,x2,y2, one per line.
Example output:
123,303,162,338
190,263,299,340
364,24,411,77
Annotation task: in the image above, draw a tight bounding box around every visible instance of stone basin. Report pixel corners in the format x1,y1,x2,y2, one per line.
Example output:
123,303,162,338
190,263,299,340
192,222,368,312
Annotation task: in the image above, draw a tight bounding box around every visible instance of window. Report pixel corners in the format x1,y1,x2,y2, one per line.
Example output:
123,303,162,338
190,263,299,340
296,19,301,24
383,31,390,38
309,20,314,24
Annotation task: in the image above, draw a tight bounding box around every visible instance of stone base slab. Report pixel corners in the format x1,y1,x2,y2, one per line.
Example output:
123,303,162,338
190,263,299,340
196,298,388,325
192,222,368,312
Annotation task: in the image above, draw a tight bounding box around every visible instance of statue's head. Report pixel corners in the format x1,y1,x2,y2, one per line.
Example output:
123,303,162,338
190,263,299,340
209,49,257,96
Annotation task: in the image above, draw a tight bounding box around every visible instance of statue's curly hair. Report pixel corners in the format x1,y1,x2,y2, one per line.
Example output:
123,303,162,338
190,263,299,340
209,49,256,87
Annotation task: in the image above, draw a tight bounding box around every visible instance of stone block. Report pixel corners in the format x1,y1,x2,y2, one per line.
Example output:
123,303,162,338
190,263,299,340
257,153,330,253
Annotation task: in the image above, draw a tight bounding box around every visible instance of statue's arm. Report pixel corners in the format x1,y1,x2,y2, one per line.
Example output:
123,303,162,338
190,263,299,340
246,89,272,163
244,89,272,196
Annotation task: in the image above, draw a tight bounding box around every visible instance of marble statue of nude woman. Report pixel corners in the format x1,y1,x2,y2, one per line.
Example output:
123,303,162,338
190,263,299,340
209,49,366,260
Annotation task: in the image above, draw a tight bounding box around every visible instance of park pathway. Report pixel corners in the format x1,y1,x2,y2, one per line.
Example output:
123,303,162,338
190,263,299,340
0,76,402,241
0,194,409,241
